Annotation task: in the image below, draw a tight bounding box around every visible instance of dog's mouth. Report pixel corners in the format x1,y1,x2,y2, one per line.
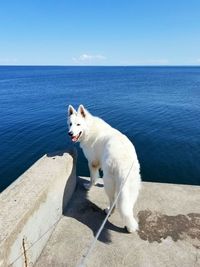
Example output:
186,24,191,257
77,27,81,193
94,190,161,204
71,131,82,142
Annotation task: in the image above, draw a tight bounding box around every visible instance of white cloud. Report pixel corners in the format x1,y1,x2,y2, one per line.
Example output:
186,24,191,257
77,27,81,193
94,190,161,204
72,53,106,64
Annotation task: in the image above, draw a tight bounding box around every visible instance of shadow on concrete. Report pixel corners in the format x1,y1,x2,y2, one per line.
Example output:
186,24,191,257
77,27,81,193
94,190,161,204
47,147,78,213
63,177,127,244
62,148,78,213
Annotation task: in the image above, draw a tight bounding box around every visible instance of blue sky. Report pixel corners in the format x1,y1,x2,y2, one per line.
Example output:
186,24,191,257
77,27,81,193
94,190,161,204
0,0,200,66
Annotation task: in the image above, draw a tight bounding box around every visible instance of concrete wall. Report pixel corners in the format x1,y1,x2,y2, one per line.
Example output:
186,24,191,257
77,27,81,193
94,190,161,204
0,149,77,267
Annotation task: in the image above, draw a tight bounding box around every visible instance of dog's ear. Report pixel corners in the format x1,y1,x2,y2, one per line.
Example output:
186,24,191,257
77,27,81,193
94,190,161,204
68,105,76,116
78,104,87,118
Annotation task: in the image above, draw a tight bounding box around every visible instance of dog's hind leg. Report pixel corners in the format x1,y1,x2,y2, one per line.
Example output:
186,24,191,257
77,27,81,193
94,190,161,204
118,186,139,233
103,175,116,215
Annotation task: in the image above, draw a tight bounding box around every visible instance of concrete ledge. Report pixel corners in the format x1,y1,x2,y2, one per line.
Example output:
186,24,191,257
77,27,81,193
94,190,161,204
0,149,77,267
36,177,200,267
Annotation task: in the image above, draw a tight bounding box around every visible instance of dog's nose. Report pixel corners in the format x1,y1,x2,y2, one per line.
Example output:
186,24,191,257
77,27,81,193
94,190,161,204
68,131,73,137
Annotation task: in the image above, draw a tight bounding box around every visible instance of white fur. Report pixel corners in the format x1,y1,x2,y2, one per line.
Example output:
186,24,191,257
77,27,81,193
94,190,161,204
68,105,141,232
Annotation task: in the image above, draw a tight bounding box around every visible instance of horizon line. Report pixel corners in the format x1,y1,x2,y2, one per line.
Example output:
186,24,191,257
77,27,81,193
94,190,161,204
0,64,200,67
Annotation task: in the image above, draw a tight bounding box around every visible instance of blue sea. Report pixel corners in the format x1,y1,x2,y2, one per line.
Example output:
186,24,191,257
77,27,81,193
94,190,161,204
0,66,200,192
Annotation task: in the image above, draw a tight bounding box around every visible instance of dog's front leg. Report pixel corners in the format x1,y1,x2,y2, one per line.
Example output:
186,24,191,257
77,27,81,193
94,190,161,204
83,162,99,190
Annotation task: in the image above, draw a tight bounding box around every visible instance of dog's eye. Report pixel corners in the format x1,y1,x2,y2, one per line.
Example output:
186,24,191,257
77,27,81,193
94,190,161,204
69,123,72,126
77,123,80,126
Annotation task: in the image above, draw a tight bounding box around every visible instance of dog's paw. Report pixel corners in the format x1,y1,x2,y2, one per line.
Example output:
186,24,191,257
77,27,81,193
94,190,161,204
125,221,138,233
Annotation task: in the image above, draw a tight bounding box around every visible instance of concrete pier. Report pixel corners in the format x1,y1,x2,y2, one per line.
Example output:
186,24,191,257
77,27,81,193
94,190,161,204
36,177,200,267
1,151,200,267
0,149,77,267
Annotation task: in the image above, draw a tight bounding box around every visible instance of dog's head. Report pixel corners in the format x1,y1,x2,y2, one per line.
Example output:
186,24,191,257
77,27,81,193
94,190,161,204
67,104,88,143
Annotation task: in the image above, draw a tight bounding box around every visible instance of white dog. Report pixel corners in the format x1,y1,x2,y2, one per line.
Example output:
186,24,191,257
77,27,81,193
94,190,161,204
67,105,141,232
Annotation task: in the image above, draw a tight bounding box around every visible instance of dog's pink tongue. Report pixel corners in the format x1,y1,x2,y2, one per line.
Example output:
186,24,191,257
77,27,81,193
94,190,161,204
72,136,77,142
